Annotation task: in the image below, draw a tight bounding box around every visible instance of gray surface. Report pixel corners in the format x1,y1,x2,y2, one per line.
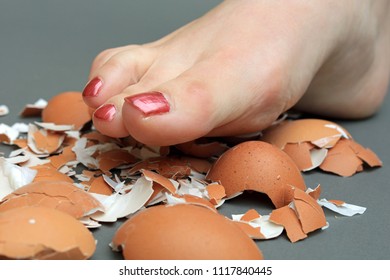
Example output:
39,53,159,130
1,0,389,260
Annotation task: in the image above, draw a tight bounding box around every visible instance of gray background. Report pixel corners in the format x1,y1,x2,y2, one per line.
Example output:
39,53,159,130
0,0,389,260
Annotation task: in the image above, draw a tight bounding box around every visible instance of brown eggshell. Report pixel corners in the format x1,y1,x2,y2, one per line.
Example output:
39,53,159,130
269,206,307,243
319,138,363,177
112,204,263,260
206,141,306,208
30,164,74,183
283,142,314,171
293,188,327,234
0,181,102,218
261,119,351,149
42,91,91,130
0,206,96,259
175,139,229,158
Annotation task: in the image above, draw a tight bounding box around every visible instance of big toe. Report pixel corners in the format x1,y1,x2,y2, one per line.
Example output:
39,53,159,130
119,62,285,146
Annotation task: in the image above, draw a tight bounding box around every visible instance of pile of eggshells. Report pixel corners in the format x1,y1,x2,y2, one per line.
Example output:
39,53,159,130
0,92,382,259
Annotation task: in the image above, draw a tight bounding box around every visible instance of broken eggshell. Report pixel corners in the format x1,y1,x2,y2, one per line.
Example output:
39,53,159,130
0,180,103,218
41,91,91,130
206,141,306,208
0,206,96,259
261,118,382,176
111,203,263,260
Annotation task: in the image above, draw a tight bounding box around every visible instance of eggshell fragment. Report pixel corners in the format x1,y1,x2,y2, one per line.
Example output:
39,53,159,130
127,156,192,179
41,91,91,130
0,157,37,200
175,139,229,158
90,176,154,222
317,199,366,217
30,164,74,183
261,118,382,176
269,206,307,243
0,181,103,218
111,204,263,259
262,119,350,149
0,123,19,144
320,138,382,176
292,188,327,234
231,209,284,240
206,141,306,208
205,183,226,205
19,99,47,117
0,105,9,116
0,206,96,259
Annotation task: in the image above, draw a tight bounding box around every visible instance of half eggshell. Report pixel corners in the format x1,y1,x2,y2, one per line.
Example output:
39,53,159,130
0,206,96,259
111,203,263,260
206,141,306,208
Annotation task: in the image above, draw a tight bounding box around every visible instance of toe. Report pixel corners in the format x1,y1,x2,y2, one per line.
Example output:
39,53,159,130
91,95,129,138
82,46,156,109
120,59,283,146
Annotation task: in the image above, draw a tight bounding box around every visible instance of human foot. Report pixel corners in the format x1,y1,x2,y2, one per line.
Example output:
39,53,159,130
83,0,390,146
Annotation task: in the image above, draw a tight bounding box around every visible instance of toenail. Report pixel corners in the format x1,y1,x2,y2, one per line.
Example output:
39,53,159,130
93,104,116,121
124,92,170,116
83,77,103,97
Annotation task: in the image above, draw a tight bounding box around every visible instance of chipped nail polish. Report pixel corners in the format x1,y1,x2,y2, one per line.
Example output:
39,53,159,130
124,91,170,116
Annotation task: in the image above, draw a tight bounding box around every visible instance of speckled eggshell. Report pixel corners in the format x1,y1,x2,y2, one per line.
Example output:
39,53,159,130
0,206,96,259
206,141,306,208
112,204,263,260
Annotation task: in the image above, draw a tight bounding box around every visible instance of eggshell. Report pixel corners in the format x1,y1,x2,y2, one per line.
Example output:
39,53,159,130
206,141,306,208
112,204,263,260
175,139,229,158
269,206,307,243
0,181,102,218
261,118,351,149
0,206,96,259
41,91,91,130
30,164,74,183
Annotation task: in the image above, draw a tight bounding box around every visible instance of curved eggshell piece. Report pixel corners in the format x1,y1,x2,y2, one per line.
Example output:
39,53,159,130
112,204,263,260
42,91,91,130
0,206,96,259
261,118,351,149
206,141,306,208
0,181,102,218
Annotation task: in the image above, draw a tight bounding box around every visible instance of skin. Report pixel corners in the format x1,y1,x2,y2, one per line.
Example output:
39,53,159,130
82,0,390,146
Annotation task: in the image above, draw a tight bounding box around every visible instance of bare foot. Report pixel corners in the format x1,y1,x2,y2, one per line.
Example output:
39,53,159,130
82,0,390,146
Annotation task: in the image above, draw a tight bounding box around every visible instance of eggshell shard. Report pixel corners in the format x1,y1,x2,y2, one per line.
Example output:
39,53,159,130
261,118,351,149
0,181,103,218
41,91,91,130
206,141,306,208
112,204,263,260
261,118,382,176
319,138,382,177
30,165,74,183
292,188,327,234
175,139,229,158
269,206,307,243
269,187,327,243
0,206,96,259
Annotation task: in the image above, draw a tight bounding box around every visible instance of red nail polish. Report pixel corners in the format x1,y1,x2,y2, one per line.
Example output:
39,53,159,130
125,92,170,116
94,104,116,121
83,77,103,97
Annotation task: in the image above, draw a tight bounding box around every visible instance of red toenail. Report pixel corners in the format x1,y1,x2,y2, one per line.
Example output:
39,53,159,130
125,92,170,116
83,77,103,97
94,104,116,121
